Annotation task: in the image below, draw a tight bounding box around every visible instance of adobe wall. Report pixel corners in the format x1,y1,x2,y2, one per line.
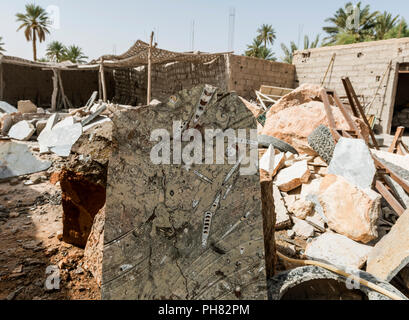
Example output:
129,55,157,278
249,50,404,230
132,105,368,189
113,55,229,105
1,63,115,108
293,38,409,133
227,55,296,98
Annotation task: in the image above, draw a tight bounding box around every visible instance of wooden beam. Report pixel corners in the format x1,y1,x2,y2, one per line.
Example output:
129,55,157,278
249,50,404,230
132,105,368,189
57,70,73,109
0,61,4,101
333,92,364,140
373,157,409,195
342,77,380,150
99,63,107,102
320,89,341,141
388,126,405,153
147,31,154,105
375,180,405,216
341,78,359,117
51,70,59,111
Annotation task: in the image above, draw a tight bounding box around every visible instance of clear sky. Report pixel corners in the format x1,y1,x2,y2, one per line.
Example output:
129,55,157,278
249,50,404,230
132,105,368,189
0,0,407,62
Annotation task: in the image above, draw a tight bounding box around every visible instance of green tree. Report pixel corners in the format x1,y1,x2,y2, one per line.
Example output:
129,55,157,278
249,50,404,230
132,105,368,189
281,35,320,64
245,38,276,61
16,3,51,61
374,11,400,40
385,18,409,39
46,41,67,62
62,45,88,64
257,24,276,48
0,36,5,53
323,2,379,45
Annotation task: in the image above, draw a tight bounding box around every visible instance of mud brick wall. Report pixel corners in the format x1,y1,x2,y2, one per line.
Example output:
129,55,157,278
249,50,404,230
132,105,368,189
113,55,229,105
293,38,409,134
227,55,296,99
0,63,115,108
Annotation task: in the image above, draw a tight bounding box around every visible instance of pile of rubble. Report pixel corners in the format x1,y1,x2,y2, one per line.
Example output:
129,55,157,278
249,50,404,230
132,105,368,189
254,84,409,299
2,82,409,300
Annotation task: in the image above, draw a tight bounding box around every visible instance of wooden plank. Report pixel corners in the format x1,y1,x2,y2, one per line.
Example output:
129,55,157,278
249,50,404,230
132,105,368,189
373,157,409,195
320,89,341,140
343,77,380,150
333,92,364,140
147,31,154,104
375,180,405,216
388,126,405,153
51,70,59,111
99,63,107,103
341,78,359,117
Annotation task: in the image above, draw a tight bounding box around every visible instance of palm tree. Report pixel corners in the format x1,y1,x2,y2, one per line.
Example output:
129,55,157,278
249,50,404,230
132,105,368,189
62,45,88,64
46,41,66,62
385,18,409,39
323,2,379,45
0,36,5,53
245,38,265,58
16,3,51,61
281,35,320,64
245,38,276,61
257,24,276,48
375,12,400,40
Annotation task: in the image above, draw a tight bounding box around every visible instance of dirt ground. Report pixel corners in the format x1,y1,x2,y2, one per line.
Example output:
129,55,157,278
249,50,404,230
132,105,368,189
0,145,100,300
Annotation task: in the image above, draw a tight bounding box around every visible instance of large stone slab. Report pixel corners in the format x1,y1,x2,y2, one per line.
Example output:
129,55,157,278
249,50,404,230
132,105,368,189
305,233,372,269
367,209,409,282
8,120,35,141
102,85,268,300
318,174,381,243
272,185,291,230
0,141,51,179
328,138,376,190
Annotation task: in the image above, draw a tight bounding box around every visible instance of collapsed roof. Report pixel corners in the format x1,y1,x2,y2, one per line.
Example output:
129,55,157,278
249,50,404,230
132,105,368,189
93,40,230,68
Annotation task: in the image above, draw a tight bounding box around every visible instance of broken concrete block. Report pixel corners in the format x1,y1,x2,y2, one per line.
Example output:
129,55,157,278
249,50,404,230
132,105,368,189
35,120,48,136
318,174,381,243
17,100,37,114
328,138,376,190
259,145,275,174
0,142,51,179
305,233,372,269
273,185,292,230
289,199,314,220
102,85,268,300
372,149,409,173
300,178,322,200
275,160,310,192
8,121,35,141
384,175,409,210
0,101,18,114
292,217,315,238
367,209,409,282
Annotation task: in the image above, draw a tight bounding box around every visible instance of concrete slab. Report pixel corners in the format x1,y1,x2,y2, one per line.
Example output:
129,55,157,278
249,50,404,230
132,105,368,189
0,101,18,114
8,121,35,141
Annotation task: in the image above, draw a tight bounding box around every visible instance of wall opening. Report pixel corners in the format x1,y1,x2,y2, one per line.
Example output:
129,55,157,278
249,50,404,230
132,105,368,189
391,63,409,133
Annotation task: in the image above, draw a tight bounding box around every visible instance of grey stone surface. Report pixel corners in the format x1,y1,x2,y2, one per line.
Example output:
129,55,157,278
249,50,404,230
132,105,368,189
8,121,35,141
0,142,51,179
328,138,376,190
102,85,267,300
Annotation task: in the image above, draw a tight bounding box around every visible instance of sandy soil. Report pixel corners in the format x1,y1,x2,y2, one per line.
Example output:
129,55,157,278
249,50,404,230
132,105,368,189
0,148,100,300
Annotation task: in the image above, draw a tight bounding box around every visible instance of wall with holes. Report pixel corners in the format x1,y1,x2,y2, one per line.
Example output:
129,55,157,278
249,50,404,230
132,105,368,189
113,55,229,105
293,38,409,134
227,55,296,99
